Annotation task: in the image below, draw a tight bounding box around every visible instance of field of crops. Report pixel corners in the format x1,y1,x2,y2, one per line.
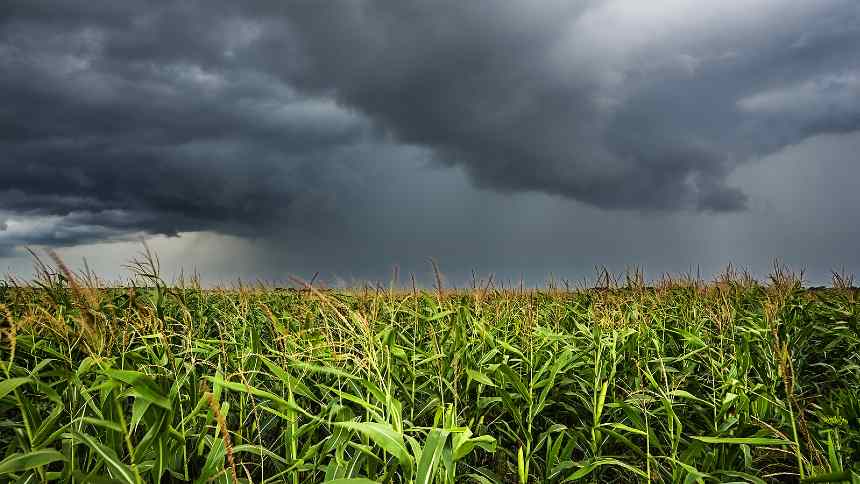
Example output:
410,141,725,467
1,256,859,483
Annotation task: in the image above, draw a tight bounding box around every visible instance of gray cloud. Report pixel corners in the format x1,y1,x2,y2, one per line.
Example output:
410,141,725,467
0,0,386,250
1,0,859,259
0,212,140,257
14,131,860,287
276,0,859,211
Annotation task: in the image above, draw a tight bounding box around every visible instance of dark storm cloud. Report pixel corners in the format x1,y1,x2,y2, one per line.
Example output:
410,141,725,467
276,1,860,211
1,0,859,255
0,0,383,251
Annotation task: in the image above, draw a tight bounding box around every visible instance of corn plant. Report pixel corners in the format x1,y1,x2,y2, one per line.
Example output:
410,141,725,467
0,257,858,482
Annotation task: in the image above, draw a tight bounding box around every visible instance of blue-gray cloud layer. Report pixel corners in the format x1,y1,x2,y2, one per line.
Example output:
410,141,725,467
1,0,859,256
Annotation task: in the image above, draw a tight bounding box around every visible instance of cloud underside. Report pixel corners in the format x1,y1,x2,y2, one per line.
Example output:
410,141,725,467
1,0,859,251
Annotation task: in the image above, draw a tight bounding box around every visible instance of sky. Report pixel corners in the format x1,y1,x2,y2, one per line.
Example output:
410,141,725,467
1,1,859,286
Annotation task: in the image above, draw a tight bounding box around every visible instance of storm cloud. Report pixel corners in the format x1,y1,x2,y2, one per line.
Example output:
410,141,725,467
1,0,384,250
276,1,860,211
1,1,860,273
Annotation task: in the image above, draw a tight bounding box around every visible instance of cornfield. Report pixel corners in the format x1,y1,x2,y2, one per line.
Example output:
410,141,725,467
1,254,859,483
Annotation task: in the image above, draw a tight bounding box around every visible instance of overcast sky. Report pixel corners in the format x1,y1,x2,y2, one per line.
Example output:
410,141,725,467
2,1,859,286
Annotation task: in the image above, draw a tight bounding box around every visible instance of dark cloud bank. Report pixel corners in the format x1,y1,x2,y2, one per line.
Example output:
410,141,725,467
1,1,860,279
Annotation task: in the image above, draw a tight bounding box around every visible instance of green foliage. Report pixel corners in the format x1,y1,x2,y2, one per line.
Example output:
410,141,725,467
1,261,859,482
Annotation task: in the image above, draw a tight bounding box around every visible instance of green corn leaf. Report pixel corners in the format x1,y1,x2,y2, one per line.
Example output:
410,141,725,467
0,377,32,400
79,416,125,433
715,470,768,484
70,430,138,484
691,436,793,445
497,364,530,403
324,478,380,484
801,471,856,482
558,458,647,481
104,369,170,410
206,375,314,419
0,449,67,475
415,429,449,484
452,431,497,461
289,360,360,381
195,437,226,484
332,421,413,471
259,355,317,401
466,369,496,387
668,390,714,407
